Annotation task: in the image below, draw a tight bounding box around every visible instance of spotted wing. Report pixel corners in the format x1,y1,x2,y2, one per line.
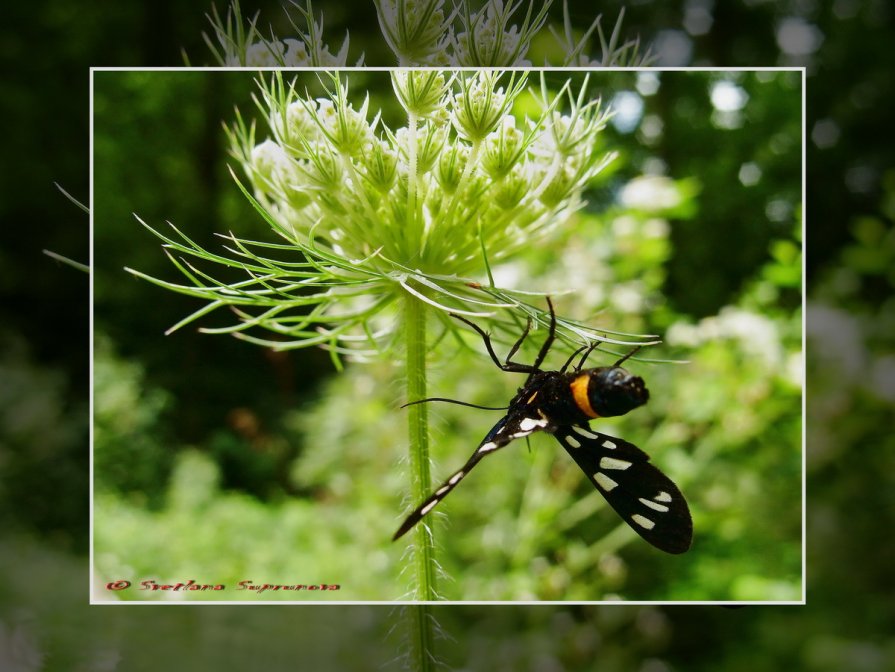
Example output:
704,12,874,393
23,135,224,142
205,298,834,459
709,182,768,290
553,425,692,554
393,411,554,541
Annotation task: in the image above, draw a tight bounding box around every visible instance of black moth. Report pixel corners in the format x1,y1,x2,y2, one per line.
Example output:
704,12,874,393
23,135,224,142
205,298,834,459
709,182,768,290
394,298,692,554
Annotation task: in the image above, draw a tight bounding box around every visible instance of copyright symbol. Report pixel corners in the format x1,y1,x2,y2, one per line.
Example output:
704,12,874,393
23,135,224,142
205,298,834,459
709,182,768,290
106,580,131,591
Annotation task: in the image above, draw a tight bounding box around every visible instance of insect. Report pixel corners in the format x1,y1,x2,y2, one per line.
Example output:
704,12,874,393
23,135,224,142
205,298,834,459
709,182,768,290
393,298,692,554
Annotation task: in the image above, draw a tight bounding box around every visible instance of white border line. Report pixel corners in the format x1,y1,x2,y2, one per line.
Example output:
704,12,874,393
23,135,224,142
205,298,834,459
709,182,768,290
801,66,807,606
89,66,97,603
89,65,807,606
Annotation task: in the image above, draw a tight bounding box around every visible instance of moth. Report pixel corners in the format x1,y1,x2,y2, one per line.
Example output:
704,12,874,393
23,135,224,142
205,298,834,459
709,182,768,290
394,298,692,554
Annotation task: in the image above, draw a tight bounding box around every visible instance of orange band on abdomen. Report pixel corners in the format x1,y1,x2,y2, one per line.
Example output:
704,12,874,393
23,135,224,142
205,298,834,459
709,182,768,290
570,374,599,418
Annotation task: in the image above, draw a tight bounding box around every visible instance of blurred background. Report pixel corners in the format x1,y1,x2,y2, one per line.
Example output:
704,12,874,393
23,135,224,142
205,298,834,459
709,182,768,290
2,0,892,668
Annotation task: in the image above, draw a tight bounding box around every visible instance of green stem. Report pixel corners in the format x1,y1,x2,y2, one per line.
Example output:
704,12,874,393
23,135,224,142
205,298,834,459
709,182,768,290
407,604,435,672
43,250,90,273
403,291,438,669
406,111,426,262
404,292,438,601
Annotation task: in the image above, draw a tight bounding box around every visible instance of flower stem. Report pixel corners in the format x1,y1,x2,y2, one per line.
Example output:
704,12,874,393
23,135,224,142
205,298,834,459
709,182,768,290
404,292,438,601
407,604,435,672
407,111,420,252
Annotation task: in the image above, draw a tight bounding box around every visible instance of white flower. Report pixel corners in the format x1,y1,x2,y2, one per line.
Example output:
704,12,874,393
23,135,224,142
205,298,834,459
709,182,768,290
244,41,283,66
251,140,295,186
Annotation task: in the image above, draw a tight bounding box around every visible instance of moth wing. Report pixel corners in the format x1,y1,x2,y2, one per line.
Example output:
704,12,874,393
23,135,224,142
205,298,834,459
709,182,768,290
553,425,692,554
393,411,553,540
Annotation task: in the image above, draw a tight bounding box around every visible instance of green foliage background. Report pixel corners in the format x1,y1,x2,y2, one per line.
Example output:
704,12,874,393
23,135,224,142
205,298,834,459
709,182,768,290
89,69,801,601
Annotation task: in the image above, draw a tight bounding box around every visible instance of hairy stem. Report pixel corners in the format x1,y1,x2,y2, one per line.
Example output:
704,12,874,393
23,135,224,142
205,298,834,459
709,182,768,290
407,111,420,254
404,292,438,601
407,604,436,672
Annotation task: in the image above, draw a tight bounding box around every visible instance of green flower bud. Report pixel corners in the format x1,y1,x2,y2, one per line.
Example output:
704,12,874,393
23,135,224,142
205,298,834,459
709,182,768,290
363,139,399,193
492,164,530,210
392,70,449,118
539,164,578,208
435,142,468,194
299,144,343,191
451,71,509,143
316,96,374,159
480,116,526,179
455,13,528,67
396,123,447,175
282,101,321,158
375,0,450,65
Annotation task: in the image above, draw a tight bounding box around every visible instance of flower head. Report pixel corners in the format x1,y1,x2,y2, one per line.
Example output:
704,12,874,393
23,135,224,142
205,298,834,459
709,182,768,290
133,71,656,363
374,0,453,65
453,0,550,66
205,0,352,67
203,1,655,68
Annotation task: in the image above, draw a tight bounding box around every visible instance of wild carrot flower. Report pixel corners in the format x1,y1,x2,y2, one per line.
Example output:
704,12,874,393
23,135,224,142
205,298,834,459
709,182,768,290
204,0,353,67
205,1,653,67
131,70,644,362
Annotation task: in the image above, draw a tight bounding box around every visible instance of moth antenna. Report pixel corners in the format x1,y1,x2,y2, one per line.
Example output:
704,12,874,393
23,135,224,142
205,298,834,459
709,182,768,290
613,345,643,368
402,397,508,411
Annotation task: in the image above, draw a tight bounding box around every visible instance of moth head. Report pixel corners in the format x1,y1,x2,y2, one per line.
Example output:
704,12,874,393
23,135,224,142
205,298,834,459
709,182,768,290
586,366,649,417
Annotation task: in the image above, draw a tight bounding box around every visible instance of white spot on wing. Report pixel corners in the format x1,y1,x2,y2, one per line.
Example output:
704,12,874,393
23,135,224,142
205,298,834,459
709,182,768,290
512,431,531,439
519,417,548,431
573,426,598,439
478,441,497,453
639,497,670,513
602,439,617,449
448,471,464,485
655,491,672,502
420,500,438,515
599,456,632,470
436,485,449,496
594,472,618,491
564,435,581,449
631,514,655,529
